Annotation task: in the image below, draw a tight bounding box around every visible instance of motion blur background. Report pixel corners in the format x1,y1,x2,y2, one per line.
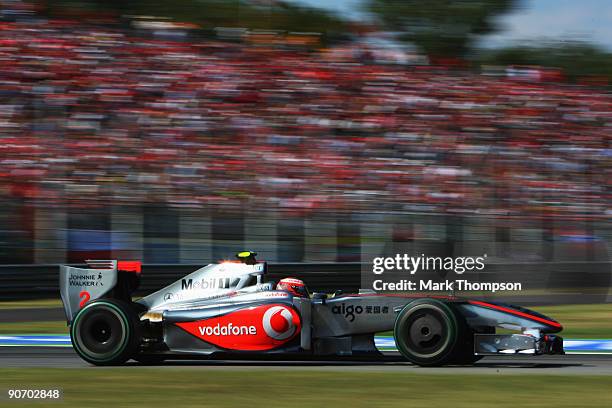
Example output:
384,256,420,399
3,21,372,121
0,0,609,276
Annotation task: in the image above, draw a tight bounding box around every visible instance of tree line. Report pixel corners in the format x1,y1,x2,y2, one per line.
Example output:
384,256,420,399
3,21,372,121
34,0,612,82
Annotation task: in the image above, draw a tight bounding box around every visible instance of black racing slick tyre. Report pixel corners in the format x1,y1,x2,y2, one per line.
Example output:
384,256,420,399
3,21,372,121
70,299,140,366
394,299,463,367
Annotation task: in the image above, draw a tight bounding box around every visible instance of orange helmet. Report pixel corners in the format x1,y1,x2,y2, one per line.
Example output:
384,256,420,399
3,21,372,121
276,277,309,298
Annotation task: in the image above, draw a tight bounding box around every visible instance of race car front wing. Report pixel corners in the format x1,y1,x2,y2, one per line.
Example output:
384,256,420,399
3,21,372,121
474,333,564,355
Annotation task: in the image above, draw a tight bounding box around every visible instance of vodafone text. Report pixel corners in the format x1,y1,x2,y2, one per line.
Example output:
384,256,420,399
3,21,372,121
198,323,257,336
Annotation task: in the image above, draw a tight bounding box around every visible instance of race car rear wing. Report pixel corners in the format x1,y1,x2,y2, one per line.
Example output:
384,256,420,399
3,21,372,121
59,260,141,324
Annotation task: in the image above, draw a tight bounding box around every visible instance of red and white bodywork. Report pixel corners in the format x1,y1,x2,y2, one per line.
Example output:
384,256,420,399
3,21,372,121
60,257,564,366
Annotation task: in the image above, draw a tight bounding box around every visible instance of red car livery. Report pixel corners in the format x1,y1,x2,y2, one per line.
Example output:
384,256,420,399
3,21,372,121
176,304,301,351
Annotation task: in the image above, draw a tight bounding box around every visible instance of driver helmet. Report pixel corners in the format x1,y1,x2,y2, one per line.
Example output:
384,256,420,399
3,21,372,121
276,277,309,298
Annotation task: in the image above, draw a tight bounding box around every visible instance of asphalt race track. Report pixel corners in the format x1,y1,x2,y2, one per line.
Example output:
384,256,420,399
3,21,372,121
1,347,612,375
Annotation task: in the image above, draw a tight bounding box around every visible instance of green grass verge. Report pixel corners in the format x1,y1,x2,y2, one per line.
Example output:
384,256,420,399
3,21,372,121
0,299,62,309
534,303,612,339
0,321,68,335
0,369,611,408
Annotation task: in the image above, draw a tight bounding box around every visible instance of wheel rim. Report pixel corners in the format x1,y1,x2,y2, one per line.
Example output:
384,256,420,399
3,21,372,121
72,303,129,362
91,320,112,343
397,304,454,359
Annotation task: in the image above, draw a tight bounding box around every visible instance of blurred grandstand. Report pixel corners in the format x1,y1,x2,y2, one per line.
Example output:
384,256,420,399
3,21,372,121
0,1,609,265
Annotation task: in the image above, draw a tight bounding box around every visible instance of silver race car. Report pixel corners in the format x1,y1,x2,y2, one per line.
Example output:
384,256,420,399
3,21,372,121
59,252,564,366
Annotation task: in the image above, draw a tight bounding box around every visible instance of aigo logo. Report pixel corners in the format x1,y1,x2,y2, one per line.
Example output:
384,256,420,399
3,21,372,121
332,303,363,322
175,304,301,351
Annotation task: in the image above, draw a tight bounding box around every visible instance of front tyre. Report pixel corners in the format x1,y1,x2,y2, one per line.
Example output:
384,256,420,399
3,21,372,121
70,299,140,366
394,299,459,366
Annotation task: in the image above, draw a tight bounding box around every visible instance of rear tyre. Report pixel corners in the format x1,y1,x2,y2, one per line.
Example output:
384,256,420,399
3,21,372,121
70,299,140,366
394,299,461,366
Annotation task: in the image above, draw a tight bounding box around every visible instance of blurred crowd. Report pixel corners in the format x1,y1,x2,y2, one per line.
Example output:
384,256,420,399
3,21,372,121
0,16,610,222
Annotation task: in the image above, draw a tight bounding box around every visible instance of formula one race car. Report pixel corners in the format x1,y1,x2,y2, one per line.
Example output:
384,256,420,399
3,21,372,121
59,252,564,366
